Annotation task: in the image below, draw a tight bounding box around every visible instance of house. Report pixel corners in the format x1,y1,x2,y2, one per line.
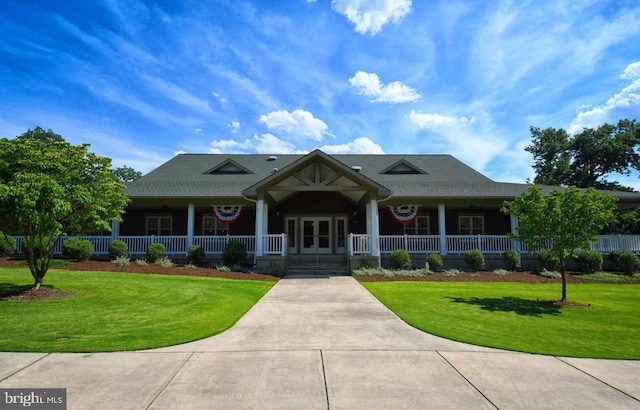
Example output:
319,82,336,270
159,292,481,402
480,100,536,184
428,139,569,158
118,149,640,273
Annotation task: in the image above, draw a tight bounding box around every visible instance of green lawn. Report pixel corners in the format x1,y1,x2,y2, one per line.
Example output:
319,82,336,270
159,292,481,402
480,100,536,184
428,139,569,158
0,268,275,352
361,281,640,359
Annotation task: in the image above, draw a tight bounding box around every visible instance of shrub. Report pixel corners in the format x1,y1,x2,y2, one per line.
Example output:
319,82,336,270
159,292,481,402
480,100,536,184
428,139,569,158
617,250,640,275
145,242,166,262
443,269,463,277
187,244,206,265
0,232,17,255
493,268,510,276
540,268,561,279
538,249,560,271
503,249,521,271
109,240,128,259
62,238,94,260
111,256,130,267
155,256,174,268
222,240,247,266
575,250,603,273
135,258,149,266
388,249,411,270
260,263,283,277
426,253,443,271
464,249,485,271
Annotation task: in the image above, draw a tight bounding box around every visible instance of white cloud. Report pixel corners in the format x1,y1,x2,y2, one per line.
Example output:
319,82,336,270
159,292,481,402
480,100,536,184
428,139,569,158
209,134,306,154
318,137,385,154
259,109,331,141
349,71,420,103
568,61,640,134
228,121,240,133
331,0,412,35
621,62,640,80
409,110,475,128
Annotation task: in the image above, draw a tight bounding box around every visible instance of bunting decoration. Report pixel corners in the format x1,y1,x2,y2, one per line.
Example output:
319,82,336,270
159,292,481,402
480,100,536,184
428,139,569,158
212,205,244,224
388,205,420,225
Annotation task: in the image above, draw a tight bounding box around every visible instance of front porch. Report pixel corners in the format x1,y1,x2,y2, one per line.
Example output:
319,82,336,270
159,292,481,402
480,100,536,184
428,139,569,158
13,233,640,268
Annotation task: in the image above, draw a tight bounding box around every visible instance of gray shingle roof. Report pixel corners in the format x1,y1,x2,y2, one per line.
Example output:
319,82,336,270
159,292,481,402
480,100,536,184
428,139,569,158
126,153,640,203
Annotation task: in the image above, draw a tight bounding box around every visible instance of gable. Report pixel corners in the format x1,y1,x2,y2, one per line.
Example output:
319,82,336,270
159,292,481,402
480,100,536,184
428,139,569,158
380,159,427,175
205,159,253,175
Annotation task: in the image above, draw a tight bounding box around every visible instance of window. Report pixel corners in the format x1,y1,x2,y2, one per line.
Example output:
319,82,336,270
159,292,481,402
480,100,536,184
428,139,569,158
203,216,228,235
404,216,430,235
459,215,484,235
146,216,172,236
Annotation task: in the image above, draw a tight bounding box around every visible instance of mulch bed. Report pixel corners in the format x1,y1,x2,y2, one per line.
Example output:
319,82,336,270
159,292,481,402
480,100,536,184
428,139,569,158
2,257,638,301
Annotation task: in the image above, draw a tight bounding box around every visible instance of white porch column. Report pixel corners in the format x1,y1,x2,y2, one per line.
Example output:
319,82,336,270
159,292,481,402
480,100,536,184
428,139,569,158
255,198,265,257
187,203,195,248
510,214,520,252
438,204,447,255
111,219,120,241
367,198,380,257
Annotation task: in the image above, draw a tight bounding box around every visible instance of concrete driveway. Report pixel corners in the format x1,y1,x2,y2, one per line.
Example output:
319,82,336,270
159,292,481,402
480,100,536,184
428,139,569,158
1,276,639,409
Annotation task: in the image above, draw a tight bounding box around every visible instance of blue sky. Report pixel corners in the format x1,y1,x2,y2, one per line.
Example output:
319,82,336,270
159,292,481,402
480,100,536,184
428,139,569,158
1,0,639,187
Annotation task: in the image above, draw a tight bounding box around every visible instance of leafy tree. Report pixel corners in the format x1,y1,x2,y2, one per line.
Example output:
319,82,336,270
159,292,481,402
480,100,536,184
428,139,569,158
525,119,640,190
502,186,617,301
525,119,640,233
0,127,130,289
113,165,142,183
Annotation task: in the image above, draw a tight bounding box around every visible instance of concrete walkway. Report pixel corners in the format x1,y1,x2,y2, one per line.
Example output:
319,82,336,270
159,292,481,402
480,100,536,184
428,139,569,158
1,276,639,409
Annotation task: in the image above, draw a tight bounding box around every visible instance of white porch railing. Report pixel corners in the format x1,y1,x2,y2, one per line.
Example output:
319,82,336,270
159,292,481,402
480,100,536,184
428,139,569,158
10,234,640,258
12,235,286,256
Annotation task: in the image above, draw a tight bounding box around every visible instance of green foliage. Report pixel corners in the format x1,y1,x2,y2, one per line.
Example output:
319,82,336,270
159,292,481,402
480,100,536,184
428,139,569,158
187,244,206,265
111,256,130,267
502,185,617,300
0,232,17,255
222,240,247,266
617,250,640,275
574,250,603,273
135,258,149,266
109,240,129,259
112,165,142,183
426,253,443,271
464,249,485,271
62,238,94,261
155,256,174,268
145,242,166,261
526,119,640,190
503,249,521,270
537,249,560,271
388,249,411,270
0,127,130,288
539,269,561,279
259,263,283,277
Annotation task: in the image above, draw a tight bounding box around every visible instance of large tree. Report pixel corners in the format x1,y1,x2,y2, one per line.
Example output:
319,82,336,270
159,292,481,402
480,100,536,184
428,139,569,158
525,119,640,191
502,186,617,302
0,127,130,289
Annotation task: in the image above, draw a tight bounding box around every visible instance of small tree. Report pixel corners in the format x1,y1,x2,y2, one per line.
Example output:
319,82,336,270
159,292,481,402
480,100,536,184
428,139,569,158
502,186,617,301
0,127,130,289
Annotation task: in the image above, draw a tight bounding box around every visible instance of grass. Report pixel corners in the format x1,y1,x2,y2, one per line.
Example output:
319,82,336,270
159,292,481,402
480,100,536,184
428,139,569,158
361,281,640,359
0,268,275,352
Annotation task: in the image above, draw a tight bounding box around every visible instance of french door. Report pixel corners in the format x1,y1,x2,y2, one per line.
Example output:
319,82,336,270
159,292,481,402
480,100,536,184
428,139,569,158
300,217,332,254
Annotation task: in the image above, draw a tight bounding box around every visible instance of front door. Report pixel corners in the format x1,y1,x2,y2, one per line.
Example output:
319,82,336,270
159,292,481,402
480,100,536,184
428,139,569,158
301,217,332,254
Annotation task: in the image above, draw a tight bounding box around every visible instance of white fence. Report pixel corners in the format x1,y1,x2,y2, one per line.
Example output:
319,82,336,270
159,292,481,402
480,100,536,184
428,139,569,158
11,233,640,257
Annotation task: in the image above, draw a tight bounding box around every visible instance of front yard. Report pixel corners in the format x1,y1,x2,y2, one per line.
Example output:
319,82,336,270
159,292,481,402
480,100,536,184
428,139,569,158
362,281,640,359
0,267,275,352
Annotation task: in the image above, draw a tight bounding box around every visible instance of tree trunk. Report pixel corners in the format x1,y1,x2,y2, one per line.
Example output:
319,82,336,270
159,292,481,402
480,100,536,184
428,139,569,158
559,256,567,302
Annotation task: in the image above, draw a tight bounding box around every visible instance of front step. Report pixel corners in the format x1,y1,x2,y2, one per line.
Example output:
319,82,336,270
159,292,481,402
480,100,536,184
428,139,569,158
287,255,350,276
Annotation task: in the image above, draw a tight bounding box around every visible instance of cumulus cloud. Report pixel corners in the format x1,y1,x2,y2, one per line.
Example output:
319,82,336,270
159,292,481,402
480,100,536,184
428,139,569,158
349,71,420,103
408,110,476,128
332,0,412,35
318,137,385,154
210,134,306,154
259,109,331,141
228,121,240,133
568,61,640,134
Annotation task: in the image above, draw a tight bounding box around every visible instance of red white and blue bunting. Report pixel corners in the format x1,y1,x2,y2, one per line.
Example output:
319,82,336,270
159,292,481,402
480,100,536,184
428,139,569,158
212,205,244,225
388,205,420,225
